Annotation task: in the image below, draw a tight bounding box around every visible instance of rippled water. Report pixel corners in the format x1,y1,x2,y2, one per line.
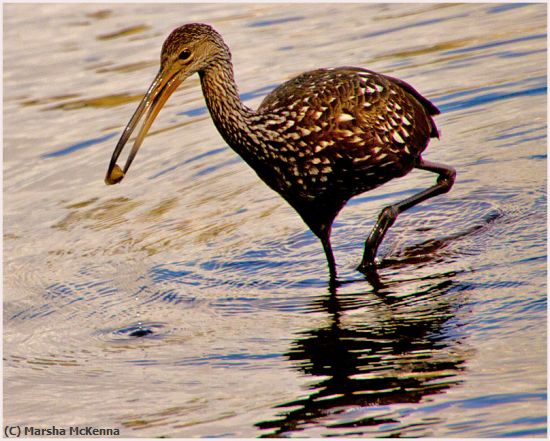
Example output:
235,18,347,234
4,3,546,437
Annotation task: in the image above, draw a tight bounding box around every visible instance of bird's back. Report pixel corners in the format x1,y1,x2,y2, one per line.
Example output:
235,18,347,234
253,67,439,204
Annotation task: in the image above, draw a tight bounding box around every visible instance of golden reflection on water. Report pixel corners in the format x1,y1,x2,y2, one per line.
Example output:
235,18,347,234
4,2,546,438
97,24,152,41
95,60,157,74
47,93,145,111
53,197,144,232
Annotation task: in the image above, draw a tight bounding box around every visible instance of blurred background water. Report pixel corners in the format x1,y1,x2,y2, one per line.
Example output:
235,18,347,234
4,3,546,437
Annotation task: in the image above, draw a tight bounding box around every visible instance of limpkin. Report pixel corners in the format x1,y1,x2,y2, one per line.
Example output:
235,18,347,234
105,23,456,279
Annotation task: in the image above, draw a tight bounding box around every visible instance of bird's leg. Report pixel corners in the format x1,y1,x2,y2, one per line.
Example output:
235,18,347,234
320,235,337,281
357,158,456,272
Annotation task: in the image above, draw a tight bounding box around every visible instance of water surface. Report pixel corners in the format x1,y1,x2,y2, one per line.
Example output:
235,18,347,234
4,3,546,437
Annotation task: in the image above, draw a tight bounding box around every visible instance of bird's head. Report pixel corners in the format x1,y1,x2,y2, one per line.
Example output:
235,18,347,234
105,23,228,185
161,23,229,77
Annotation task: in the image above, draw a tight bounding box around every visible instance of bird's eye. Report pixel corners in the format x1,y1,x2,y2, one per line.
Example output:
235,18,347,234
178,49,192,61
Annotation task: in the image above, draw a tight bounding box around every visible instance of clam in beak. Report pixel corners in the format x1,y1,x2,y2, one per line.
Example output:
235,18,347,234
105,68,183,185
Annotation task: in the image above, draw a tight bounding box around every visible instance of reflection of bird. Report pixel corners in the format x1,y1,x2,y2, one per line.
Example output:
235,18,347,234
105,23,455,279
256,280,465,436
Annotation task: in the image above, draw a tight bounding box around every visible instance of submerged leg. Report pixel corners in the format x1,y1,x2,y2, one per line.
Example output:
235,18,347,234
357,158,456,272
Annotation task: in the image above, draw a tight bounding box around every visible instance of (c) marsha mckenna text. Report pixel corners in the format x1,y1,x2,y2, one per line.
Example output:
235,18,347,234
23,426,120,436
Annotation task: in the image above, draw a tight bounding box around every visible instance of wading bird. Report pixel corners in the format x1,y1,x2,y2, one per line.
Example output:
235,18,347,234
105,23,455,280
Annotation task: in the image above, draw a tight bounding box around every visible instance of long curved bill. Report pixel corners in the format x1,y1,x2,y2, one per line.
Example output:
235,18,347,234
105,68,183,185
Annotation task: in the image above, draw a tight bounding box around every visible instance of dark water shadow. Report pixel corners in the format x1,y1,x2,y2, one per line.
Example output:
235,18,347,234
256,271,471,437
379,207,502,271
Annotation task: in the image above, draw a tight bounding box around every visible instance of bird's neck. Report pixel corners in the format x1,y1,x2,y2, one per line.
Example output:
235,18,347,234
199,59,256,155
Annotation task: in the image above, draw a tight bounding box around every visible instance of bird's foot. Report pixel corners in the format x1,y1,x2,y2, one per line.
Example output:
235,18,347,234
328,273,344,292
356,257,383,289
356,255,381,273
357,257,383,290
